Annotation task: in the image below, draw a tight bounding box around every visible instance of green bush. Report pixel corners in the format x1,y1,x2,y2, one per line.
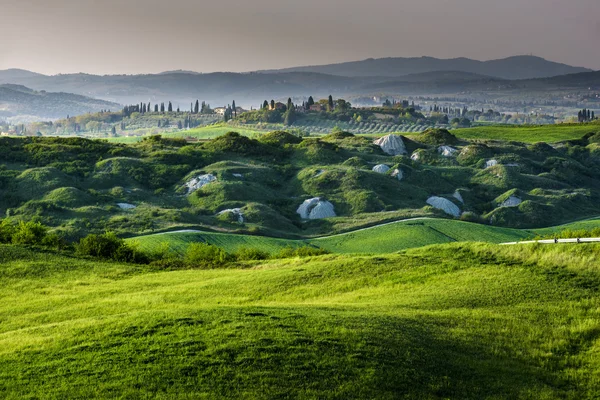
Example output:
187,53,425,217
234,247,270,261
184,243,229,268
276,246,329,259
76,232,147,263
0,219,16,243
11,221,48,245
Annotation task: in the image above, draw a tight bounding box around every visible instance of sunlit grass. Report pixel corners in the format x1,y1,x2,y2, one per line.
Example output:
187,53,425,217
2,243,600,398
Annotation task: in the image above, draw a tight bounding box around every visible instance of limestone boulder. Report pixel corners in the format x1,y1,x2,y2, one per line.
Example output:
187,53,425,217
185,174,217,194
297,197,336,220
217,208,244,223
391,169,404,181
500,196,522,208
373,134,407,156
438,146,458,157
372,164,390,174
426,196,461,217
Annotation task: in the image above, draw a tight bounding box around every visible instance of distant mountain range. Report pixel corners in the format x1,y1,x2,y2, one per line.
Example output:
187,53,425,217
0,84,120,120
0,56,597,119
260,55,592,80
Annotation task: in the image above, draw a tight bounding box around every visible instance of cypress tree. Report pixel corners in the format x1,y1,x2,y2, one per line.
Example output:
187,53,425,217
307,96,314,107
168,102,173,112
263,100,269,109
232,100,237,118
270,100,275,110
328,95,334,111
195,100,200,114
284,106,296,126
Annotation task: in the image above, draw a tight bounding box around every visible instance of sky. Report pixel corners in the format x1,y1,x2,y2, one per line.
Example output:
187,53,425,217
1,0,599,75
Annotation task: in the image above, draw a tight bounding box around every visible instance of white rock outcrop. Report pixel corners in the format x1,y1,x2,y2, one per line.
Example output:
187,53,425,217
217,208,244,223
314,170,325,177
391,169,404,181
232,173,244,178
426,196,461,217
373,134,407,156
453,191,464,204
372,164,390,174
297,197,336,220
500,196,522,208
117,203,136,210
185,174,217,194
485,159,498,168
411,152,421,161
438,146,458,157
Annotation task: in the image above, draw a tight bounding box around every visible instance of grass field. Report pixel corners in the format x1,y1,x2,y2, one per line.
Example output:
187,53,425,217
452,122,600,143
129,230,307,255
311,218,533,253
129,217,600,255
2,242,600,398
162,124,265,140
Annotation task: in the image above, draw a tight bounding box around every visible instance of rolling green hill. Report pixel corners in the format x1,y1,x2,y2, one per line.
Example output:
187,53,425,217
452,122,600,143
2,124,600,242
129,217,600,255
2,242,600,398
129,230,307,255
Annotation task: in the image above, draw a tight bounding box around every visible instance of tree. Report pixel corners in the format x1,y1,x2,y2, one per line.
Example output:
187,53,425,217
232,100,237,118
593,111,596,120
287,98,293,110
195,100,200,114
154,104,159,112
284,106,296,126
328,95,334,111
335,99,350,112
168,102,173,112
270,100,275,110
263,100,269,109
161,103,165,113
111,126,117,135
307,96,315,107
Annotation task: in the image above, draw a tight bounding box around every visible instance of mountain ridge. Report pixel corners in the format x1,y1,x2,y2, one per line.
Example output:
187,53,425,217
258,55,592,80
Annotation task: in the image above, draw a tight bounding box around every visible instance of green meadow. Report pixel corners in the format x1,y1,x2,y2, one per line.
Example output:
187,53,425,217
452,122,600,143
2,242,600,398
129,217,600,255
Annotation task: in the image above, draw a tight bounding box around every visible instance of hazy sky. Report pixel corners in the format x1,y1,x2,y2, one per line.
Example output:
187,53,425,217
1,0,599,75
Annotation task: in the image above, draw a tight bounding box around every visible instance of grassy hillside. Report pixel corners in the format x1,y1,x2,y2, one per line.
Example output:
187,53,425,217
129,217,600,255
452,122,600,143
130,230,307,255
2,242,600,398
311,218,532,253
2,125,600,242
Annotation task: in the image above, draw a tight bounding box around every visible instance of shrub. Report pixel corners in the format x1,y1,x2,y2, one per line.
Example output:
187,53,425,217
276,246,329,259
76,232,148,263
11,221,48,245
234,247,269,261
184,242,229,268
76,232,123,259
41,233,68,250
0,219,16,243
